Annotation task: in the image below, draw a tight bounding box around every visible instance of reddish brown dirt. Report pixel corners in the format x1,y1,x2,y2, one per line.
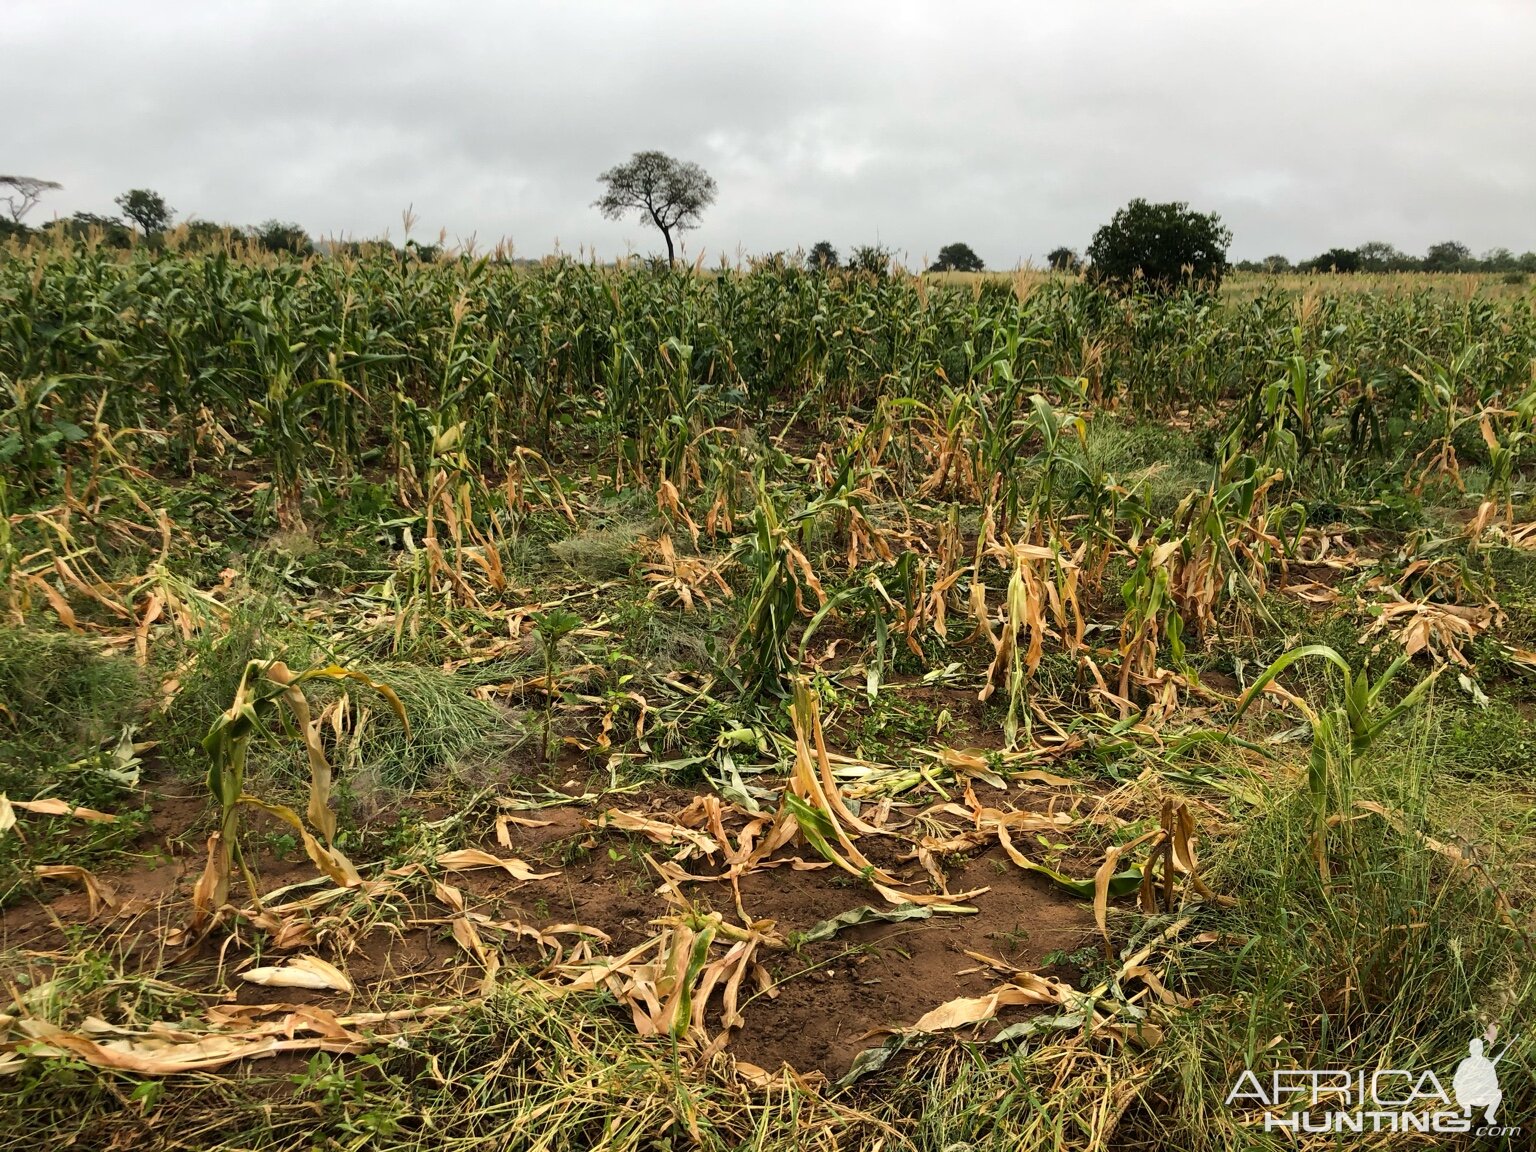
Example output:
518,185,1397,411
0,774,205,949
1,776,1103,1080
723,848,1096,1075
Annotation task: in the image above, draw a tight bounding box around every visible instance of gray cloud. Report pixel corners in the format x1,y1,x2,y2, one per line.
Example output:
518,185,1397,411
8,0,1533,264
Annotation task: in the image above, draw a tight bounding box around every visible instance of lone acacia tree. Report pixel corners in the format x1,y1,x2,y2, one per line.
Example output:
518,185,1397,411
595,150,716,266
1,175,62,224
116,188,174,236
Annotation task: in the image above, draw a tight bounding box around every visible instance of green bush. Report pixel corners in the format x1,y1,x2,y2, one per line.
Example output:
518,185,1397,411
1086,198,1232,292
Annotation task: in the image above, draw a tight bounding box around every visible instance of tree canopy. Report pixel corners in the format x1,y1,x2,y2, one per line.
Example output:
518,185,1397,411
1355,241,1410,272
846,244,894,278
1086,199,1232,292
928,242,984,273
1047,246,1080,273
115,189,174,235
807,241,839,270
1,175,62,223
1307,247,1362,273
62,212,133,247
250,220,313,256
1423,241,1472,272
594,151,717,266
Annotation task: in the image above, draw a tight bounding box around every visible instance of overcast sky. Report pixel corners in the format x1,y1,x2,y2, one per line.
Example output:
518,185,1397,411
8,1,1534,266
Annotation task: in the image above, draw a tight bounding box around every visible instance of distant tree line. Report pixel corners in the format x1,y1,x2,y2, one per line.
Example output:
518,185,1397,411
813,203,1234,292
1234,241,1536,276
7,169,1530,283
795,241,986,276
0,176,325,256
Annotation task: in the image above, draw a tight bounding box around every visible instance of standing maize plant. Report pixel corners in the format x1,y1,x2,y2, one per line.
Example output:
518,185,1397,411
531,608,582,762
974,537,1083,748
1116,537,1184,711
1230,644,1437,879
733,482,825,701
1476,388,1536,525
191,660,408,931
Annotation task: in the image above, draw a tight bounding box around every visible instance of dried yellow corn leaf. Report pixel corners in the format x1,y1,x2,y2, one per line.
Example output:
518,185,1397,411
240,954,353,993
435,849,557,880
1094,829,1163,944
26,575,81,633
871,880,989,907
34,865,118,917
13,1022,368,1076
6,797,116,824
590,809,720,857
909,975,1067,1032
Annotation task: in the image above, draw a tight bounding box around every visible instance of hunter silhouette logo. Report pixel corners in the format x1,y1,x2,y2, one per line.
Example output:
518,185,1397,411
1453,1024,1511,1125
1225,1024,1522,1137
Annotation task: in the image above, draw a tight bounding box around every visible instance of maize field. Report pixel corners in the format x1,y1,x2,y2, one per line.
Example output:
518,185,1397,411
1,239,1535,1149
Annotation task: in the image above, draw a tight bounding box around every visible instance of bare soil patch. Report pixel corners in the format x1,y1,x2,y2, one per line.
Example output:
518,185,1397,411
1,777,1100,1080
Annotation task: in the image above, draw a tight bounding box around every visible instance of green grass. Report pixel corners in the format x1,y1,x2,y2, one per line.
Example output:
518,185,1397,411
1144,727,1535,1149
1078,413,1216,518
0,628,146,799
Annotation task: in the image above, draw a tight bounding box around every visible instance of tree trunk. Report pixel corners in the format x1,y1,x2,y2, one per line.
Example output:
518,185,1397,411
644,201,675,268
